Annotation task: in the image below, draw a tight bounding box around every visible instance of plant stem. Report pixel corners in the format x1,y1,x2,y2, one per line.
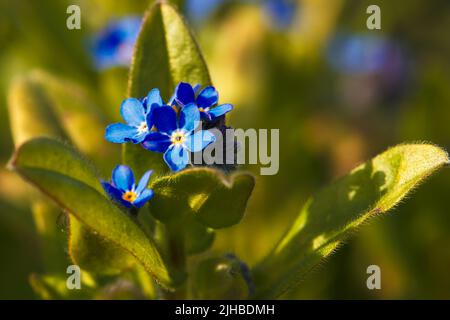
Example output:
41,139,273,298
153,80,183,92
164,221,187,299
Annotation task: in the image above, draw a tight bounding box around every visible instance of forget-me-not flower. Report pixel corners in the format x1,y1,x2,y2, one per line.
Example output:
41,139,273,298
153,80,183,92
263,0,297,30
90,16,142,70
141,103,216,172
171,82,233,122
101,165,154,208
105,89,164,144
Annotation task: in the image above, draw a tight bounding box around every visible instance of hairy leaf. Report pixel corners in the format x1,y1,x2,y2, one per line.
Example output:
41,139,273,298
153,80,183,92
149,168,255,229
31,199,68,273
8,73,66,145
8,70,110,161
185,218,215,255
10,138,172,288
69,217,136,276
252,143,449,298
8,71,129,276
124,1,211,177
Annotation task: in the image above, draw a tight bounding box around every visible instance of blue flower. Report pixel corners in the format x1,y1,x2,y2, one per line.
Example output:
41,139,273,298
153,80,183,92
263,0,297,30
186,0,227,23
90,16,142,70
327,34,405,75
171,82,233,122
101,165,154,209
141,104,216,172
105,89,164,144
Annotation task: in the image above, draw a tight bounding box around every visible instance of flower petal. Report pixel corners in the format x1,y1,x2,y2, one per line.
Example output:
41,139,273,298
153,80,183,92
147,88,163,107
130,131,149,144
197,86,218,109
175,82,195,106
185,130,216,152
120,98,146,126
101,181,132,208
135,170,153,194
193,84,202,94
200,110,212,122
112,165,135,191
105,123,137,143
163,145,190,172
209,103,233,119
152,106,177,134
179,103,200,132
141,131,172,152
132,189,154,208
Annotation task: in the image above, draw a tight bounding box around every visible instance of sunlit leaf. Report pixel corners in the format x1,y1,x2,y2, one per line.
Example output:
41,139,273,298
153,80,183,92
31,199,68,273
69,217,136,276
252,143,449,298
8,73,65,146
8,71,131,275
149,168,255,229
124,1,211,177
8,70,114,165
29,272,96,300
10,137,172,288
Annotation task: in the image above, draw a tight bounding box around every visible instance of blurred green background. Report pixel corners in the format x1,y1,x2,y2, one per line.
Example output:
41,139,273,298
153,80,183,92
0,0,449,299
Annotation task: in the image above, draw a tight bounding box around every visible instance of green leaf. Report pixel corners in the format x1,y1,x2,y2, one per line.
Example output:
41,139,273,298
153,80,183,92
99,67,129,122
10,137,172,289
8,70,114,165
69,217,136,276
149,168,255,229
128,1,210,100
191,256,250,299
31,199,68,273
8,72,66,146
29,273,96,300
8,72,131,276
185,218,215,255
252,143,449,298
124,1,211,177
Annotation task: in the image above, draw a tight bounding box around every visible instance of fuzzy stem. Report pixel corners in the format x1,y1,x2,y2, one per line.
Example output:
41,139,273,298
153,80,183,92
162,220,187,299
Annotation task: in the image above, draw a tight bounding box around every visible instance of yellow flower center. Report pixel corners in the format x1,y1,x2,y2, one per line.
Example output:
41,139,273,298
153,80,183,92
137,122,148,134
171,131,186,145
122,191,137,203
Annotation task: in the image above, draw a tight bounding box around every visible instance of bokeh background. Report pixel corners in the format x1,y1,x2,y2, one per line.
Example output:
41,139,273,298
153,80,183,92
1,0,449,299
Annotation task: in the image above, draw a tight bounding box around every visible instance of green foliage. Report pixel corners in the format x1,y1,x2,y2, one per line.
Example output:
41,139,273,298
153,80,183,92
69,217,136,276
31,199,68,273
184,218,215,255
8,70,114,167
9,137,172,289
191,256,250,299
128,1,210,100
124,1,211,178
7,70,129,277
8,72,66,146
149,168,255,228
252,143,449,298
4,0,450,301
29,273,96,300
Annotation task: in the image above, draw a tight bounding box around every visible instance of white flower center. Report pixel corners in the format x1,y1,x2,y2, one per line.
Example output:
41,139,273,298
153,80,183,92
137,122,148,134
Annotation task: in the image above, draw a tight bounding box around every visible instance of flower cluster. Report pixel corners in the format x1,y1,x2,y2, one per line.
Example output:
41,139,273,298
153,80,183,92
103,82,233,209
105,82,232,172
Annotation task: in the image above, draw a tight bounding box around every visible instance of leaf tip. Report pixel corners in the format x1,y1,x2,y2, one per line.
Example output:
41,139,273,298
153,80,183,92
6,143,23,172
